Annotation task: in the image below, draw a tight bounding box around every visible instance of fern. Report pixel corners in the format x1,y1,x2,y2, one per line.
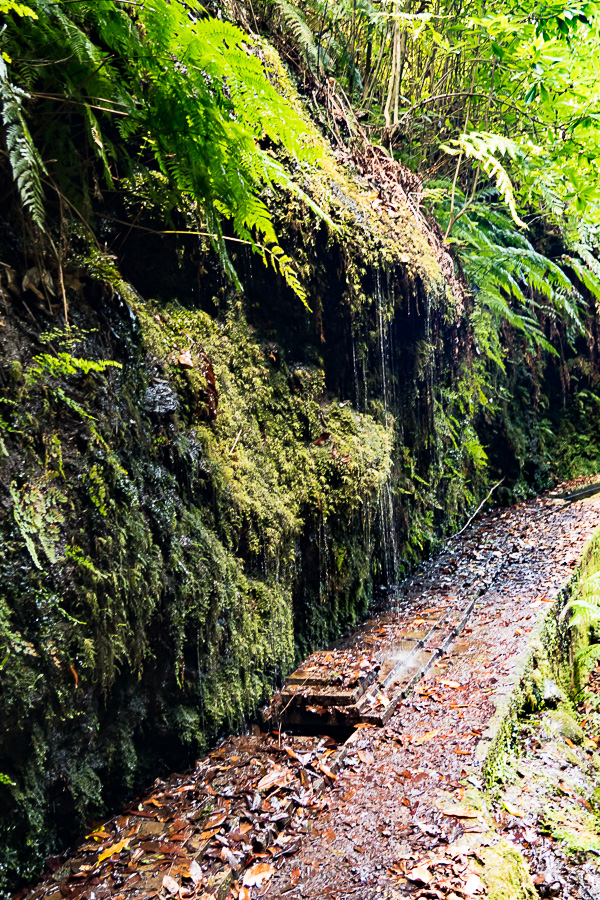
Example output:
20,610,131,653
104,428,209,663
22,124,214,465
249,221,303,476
431,180,587,356
563,256,600,304
1,0,329,302
272,0,332,72
441,131,528,228
0,77,46,228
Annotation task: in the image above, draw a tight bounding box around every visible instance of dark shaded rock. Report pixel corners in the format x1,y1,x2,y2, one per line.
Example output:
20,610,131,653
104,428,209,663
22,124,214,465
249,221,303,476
144,380,179,418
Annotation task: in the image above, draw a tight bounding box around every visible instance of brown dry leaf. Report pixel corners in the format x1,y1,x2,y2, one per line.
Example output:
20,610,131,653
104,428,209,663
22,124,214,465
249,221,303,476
440,679,462,689
98,837,130,863
440,806,480,819
162,875,179,895
203,811,228,830
198,827,222,841
239,889,251,900
256,766,292,792
376,691,390,708
406,865,431,884
291,868,301,886
414,729,440,746
318,762,337,780
242,862,275,887
357,749,374,766
188,860,203,886
503,801,524,817
86,828,110,841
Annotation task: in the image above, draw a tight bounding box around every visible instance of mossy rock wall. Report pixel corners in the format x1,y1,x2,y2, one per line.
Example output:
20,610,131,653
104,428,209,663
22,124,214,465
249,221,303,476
0,158,493,890
1,32,599,897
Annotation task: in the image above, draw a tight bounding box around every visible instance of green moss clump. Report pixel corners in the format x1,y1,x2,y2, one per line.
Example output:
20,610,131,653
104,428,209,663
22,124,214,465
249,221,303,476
480,839,538,900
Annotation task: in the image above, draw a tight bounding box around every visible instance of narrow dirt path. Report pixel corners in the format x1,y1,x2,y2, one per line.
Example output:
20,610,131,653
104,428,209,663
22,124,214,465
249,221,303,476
272,487,600,899
20,481,600,900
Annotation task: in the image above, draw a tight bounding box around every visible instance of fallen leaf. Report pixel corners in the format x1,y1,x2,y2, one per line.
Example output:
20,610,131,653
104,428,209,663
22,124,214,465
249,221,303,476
177,350,194,368
203,811,227,830
357,749,374,766
239,889,251,900
504,801,524,817
463,873,483,895
188,860,203,886
98,837,130,863
86,828,110,841
440,679,462,689
162,875,179,895
243,862,275,887
291,868,301,886
406,865,431,884
414,729,440,746
318,762,337,780
256,767,292,792
440,806,480,819
199,827,223,841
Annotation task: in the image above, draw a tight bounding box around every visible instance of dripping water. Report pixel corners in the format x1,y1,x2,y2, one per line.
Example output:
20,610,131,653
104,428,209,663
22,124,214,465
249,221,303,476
375,271,400,588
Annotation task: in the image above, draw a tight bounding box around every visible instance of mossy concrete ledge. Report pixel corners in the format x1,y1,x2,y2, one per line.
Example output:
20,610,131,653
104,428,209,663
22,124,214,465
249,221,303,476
475,525,600,780
467,520,600,896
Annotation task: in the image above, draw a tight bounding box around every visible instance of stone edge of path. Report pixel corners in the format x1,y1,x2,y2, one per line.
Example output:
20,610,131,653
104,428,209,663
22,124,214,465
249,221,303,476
473,531,600,780
454,526,600,900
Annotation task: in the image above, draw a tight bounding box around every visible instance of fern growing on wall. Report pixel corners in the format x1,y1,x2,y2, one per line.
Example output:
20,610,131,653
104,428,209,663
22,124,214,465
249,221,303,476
0,0,327,302
429,182,600,358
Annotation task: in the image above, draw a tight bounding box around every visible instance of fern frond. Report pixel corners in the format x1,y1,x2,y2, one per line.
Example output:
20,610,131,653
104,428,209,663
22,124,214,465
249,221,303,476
273,0,326,71
0,78,46,229
563,256,600,304
442,131,529,228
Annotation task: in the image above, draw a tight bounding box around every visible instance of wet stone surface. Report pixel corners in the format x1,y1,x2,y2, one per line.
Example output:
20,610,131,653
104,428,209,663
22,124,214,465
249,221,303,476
18,480,600,900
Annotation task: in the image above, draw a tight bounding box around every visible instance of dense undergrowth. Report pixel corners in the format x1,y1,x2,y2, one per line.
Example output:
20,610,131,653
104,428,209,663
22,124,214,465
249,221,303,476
1,0,600,894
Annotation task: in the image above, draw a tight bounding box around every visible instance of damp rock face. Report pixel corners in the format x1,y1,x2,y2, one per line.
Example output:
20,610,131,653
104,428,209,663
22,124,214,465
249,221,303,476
144,380,179,418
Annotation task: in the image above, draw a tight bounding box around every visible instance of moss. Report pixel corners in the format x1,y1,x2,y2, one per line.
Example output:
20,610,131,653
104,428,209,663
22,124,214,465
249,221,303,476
479,839,538,900
543,709,585,744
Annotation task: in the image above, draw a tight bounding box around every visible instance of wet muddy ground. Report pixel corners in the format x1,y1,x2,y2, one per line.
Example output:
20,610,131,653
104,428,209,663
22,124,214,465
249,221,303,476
18,480,600,900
